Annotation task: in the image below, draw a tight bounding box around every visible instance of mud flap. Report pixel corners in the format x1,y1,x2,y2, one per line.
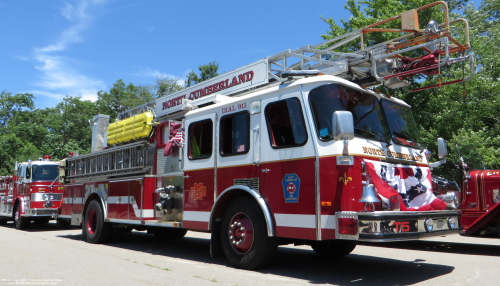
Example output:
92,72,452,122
210,219,224,258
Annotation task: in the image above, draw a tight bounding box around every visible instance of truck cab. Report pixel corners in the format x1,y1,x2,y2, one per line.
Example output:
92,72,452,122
0,157,62,229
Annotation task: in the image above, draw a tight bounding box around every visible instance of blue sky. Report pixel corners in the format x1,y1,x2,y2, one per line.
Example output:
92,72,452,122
0,0,351,108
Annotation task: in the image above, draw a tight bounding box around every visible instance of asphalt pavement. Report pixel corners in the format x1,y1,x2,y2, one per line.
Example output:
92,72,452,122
1,221,499,286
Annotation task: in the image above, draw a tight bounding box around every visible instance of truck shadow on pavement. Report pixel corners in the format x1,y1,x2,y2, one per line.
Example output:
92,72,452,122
57,231,455,286
0,221,76,232
357,238,500,257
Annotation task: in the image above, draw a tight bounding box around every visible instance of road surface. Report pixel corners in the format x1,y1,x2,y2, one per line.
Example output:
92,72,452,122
0,221,499,285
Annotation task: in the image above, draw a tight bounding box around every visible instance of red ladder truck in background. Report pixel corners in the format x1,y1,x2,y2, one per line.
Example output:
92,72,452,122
453,146,500,238
58,2,474,269
0,157,62,229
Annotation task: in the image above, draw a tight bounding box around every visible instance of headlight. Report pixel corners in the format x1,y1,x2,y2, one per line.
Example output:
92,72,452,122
43,194,49,201
447,217,456,229
424,218,434,232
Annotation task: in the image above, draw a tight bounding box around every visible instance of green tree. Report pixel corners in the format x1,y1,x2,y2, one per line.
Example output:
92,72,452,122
42,96,99,159
155,76,183,97
96,79,155,120
185,60,219,87
0,91,39,174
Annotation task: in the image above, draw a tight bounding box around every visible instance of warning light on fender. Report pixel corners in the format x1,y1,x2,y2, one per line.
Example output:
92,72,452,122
338,218,357,235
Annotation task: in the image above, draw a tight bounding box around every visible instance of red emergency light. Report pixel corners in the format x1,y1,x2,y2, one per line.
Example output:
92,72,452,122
338,218,358,235
43,155,51,160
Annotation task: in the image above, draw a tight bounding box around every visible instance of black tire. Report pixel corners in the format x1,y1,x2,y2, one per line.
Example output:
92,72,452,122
57,218,71,227
220,197,277,270
154,228,188,239
311,240,356,257
13,204,29,230
497,217,500,239
0,219,7,225
83,200,112,244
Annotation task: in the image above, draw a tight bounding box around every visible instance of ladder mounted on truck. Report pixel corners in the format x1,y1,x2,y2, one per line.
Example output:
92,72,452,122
266,1,473,91
60,141,151,182
152,2,472,119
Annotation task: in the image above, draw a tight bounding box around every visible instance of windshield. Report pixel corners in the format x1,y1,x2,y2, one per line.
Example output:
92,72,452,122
309,84,389,141
32,165,59,182
381,100,421,147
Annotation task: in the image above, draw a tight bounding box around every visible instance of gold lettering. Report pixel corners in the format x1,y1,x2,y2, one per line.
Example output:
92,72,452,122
362,147,369,154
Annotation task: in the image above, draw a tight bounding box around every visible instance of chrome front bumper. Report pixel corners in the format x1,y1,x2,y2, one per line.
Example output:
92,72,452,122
25,208,58,217
336,210,459,242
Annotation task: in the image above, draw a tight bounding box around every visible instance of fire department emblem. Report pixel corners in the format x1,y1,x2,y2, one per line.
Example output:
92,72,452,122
190,183,207,200
282,174,300,203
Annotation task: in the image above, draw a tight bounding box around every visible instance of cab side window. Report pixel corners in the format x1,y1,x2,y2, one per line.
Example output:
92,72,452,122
220,111,250,156
188,119,213,160
265,98,307,148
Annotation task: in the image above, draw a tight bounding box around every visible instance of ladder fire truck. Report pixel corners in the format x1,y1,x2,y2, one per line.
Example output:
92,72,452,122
58,2,473,269
0,157,62,229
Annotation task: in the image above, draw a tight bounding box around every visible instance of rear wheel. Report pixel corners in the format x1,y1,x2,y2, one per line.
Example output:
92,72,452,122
154,228,188,239
221,197,277,269
83,200,111,243
13,204,29,230
311,240,356,257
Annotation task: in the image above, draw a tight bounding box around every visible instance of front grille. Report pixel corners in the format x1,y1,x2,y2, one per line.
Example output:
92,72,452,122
234,178,259,191
436,219,445,229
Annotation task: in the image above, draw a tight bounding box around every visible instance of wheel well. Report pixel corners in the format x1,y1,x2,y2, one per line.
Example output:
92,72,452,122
12,199,20,217
210,186,274,236
83,193,105,220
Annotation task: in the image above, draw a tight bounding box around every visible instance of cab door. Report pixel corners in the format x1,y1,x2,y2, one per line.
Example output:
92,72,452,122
259,90,317,240
183,113,216,230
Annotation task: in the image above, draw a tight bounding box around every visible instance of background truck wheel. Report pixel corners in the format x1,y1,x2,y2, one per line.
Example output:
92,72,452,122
311,240,356,257
83,200,111,244
0,219,7,225
13,204,29,230
154,228,188,239
497,217,500,239
57,218,71,227
220,197,277,270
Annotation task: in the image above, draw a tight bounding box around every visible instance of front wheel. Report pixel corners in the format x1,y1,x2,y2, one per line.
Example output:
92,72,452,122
83,200,111,243
13,204,29,230
221,197,277,269
311,240,356,257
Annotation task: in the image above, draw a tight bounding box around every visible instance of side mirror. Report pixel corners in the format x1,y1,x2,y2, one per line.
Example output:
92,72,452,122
14,161,18,171
332,111,354,140
437,138,448,159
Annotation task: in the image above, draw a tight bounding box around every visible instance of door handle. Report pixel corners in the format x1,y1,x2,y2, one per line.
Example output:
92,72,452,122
262,168,270,173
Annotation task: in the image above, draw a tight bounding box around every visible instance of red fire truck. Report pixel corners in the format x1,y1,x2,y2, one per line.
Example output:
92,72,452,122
58,2,474,269
0,176,14,225
0,157,62,229
455,145,500,237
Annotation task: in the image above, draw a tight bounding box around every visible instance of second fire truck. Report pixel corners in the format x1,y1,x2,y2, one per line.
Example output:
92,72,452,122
0,157,62,229
58,2,474,269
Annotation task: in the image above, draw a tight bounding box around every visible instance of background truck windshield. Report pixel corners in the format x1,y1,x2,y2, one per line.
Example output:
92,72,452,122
32,165,59,182
381,100,421,147
309,84,389,142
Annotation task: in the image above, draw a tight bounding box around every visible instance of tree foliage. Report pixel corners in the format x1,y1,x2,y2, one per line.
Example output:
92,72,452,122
185,60,219,87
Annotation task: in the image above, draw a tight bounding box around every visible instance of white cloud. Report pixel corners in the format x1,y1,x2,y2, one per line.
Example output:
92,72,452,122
29,0,107,102
132,67,186,87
